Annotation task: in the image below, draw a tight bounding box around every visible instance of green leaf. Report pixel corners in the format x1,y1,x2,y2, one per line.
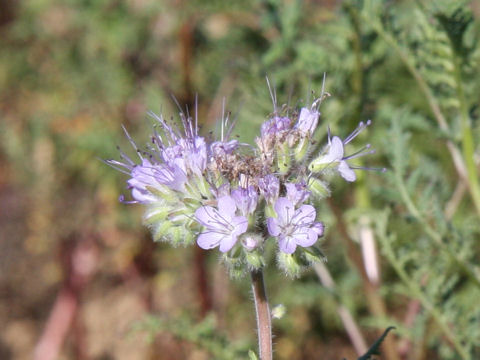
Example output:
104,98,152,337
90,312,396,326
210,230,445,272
248,350,259,360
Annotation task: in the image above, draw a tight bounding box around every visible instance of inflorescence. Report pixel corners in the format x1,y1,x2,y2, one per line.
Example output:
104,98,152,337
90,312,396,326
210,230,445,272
107,88,383,277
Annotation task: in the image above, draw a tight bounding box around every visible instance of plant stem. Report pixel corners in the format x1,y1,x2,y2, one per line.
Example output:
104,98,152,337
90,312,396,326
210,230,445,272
451,51,480,216
251,269,272,360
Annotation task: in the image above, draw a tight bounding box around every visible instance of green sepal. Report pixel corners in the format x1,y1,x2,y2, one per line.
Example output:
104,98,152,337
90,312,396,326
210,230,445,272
245,250,265,271
167,206,194,225
152,220,173,242
143,206,169,225
179,227,195,245
308,177,331,199
145,184,176,202
308,158,330,173
167,226,183,245
276,142,291,174
183,196,201,210
196,176,211,198
222,253,247,279
277,251,303,278
301,246,327,265
265,204,276,218
294,137,309,162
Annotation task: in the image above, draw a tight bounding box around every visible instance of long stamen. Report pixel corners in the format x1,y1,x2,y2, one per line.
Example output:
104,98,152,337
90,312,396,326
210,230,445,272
195,94,199,136
221,99,225,142
121,125,143,161
344,144,376,161
203,206,234,231
148,111,179,144
117,146,137,166
266,76,277,113
343,119,371,145
349,165,387,173
102,159,132,175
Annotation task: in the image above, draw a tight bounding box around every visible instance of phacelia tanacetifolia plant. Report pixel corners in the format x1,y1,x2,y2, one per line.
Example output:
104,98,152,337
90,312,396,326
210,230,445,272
106,85,382,360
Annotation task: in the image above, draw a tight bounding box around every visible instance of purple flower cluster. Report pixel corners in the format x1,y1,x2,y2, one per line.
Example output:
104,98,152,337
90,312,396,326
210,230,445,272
108,89,380,274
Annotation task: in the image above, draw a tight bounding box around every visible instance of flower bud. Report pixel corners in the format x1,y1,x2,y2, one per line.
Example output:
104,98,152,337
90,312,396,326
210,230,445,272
277,142,292,174
241,233,262,251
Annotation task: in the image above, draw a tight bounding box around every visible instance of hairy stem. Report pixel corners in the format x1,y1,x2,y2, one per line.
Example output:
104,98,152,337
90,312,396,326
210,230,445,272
251,269,272,360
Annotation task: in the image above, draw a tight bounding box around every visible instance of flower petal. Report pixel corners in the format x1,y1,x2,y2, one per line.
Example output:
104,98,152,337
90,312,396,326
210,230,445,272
131,188,156,203
197,231,224,250
293,229,318,247
338,160,356,182
231,216,249,237
296,107,319,134
292,205,316,226
267,217,281,236
311,222,324,237
278,235,297,254
274,197,294,224
314,136,344,165
195,206,222,228
328,136,344,161
217,195,237,218
219,235,238,253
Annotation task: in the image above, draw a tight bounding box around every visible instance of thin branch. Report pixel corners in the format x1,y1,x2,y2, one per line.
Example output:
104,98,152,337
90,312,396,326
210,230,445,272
314,262,368,355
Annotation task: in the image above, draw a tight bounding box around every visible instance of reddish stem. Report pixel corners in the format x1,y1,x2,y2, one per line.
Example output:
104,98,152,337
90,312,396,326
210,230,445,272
251,270,272,360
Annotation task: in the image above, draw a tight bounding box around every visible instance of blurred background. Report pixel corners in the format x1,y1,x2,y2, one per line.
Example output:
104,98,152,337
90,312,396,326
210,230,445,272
1,0,479,359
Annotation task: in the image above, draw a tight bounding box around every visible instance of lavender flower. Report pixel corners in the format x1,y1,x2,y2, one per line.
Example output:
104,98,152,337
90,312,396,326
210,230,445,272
231,186,258,216
126,159,164,204
195,195,248,252
309,120,376,182
261,116,291,137
285,181,311,206
267,197,324,254
210,139,239,157
258,174,280,204
295,107,320,135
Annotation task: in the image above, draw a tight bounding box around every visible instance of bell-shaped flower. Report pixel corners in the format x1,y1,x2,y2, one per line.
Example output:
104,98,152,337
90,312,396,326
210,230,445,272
195,196,248,252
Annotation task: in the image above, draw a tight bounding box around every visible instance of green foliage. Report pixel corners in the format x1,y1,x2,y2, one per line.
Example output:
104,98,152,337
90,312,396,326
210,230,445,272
132,313,252,359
